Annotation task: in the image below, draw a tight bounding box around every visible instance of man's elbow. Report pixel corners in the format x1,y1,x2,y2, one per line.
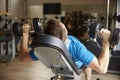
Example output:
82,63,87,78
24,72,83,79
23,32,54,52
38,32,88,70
19,56,33,62
19,49,32,62
19,52,33,62
99,68,108,74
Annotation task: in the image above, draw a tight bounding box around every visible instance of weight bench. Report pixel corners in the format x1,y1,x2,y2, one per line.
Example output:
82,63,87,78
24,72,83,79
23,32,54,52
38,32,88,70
31,34,82,80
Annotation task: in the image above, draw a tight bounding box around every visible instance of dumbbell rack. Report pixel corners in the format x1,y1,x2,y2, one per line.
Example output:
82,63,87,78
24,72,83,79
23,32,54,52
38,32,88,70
0,15,16,62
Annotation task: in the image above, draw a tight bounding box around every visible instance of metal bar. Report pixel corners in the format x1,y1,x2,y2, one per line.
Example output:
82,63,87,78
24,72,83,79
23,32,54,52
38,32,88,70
6,0,8,12
106,0,110,29
6,0,11,13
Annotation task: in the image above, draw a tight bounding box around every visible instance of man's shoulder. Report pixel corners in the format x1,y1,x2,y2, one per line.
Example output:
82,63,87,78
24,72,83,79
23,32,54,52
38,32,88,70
68,35,83,45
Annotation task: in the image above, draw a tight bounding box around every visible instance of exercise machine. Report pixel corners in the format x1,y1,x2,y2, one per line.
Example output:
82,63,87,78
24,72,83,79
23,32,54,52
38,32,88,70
31,34,82,80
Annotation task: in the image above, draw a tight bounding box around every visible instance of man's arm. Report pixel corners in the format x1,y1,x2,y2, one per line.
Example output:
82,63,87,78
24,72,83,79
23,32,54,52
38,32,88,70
20,24,33,62
83,67,92,80
88,29,110,73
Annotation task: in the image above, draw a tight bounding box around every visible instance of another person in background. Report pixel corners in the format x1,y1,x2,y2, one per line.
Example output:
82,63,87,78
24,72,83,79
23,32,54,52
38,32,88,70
65,19,74,35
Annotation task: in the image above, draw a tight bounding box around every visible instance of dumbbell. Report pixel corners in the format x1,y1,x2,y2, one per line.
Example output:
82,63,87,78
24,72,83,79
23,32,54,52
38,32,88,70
110,28,120,46
13,18,42,37
96,28,120,50
88,21,120,46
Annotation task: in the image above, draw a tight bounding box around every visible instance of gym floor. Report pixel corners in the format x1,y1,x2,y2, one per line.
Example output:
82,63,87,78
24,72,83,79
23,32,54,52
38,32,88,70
0,57,120,80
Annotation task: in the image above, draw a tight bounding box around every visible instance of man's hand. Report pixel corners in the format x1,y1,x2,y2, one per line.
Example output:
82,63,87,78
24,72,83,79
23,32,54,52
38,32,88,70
22,23,31,36
100,28,111,42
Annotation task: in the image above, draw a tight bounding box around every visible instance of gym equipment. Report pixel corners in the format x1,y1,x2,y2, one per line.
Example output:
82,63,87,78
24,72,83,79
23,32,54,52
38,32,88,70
0,15,16,62
13,17,42,37
112,13,120,22
32,18,42,32
31,34,82,80
13,22,23,36
107,0,120,74
88,20,100,39
110,28,120,46
108,56,120,74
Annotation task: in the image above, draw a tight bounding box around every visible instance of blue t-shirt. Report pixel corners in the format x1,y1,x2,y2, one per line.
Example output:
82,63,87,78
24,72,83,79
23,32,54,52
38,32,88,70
66,36,95,68
30,35,95,68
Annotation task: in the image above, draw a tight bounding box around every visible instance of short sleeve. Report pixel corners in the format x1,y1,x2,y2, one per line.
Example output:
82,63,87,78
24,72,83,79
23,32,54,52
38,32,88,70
75,41,95,66
30,50,39,61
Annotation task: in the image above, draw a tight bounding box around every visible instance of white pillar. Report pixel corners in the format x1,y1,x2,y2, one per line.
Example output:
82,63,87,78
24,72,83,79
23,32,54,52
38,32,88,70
116,0,120,28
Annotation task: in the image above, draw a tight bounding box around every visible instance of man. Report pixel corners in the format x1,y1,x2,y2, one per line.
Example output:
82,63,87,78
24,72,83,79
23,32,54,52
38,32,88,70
20,18,111,80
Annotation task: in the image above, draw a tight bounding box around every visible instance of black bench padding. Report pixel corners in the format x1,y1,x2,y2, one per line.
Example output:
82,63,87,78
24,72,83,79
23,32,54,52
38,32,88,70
31,34,80,75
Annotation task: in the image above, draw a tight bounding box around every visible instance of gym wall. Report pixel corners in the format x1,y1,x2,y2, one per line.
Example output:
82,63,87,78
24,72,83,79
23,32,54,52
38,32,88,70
10,0,25,18
27,5,43,18
26,0,115,18
0,0,6,12
0,0,116,20
0,0,25,18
